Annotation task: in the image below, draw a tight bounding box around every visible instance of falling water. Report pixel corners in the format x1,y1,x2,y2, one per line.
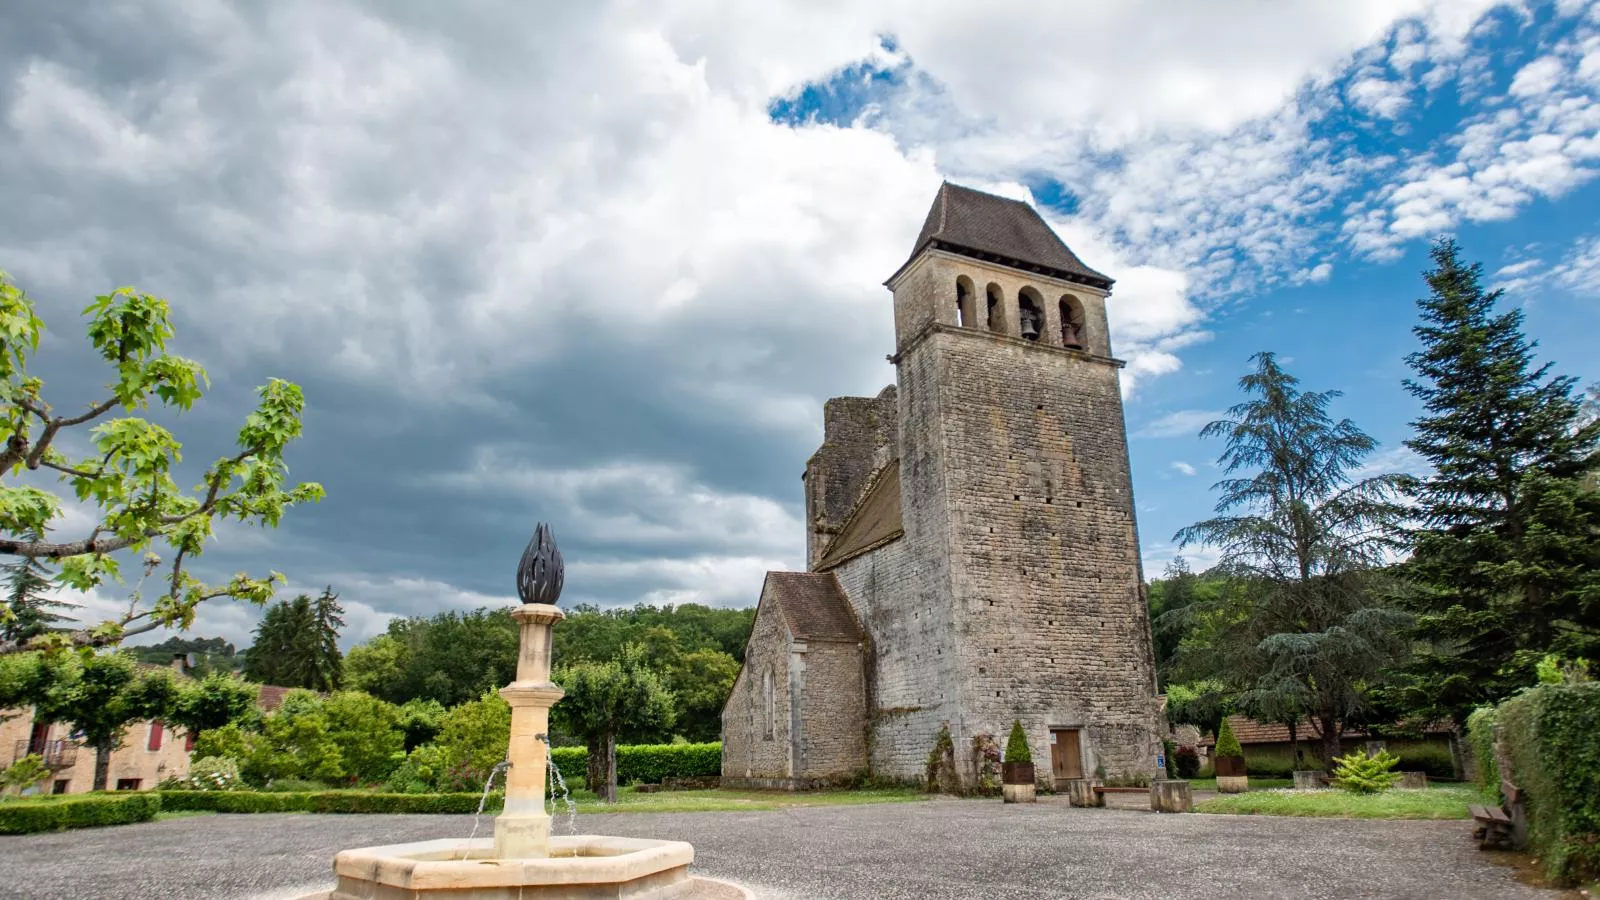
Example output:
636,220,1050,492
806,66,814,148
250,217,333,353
546,742,578,834
459,756,511,859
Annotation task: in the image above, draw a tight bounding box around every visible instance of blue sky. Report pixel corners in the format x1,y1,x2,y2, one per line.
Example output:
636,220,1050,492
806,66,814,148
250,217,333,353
1,0,1598,647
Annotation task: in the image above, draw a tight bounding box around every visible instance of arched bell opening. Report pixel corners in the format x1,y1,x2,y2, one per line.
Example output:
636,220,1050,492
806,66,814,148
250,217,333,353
956,275,977,328
986,283,1003,333
1018,288,1045,342
1059,295,1086,350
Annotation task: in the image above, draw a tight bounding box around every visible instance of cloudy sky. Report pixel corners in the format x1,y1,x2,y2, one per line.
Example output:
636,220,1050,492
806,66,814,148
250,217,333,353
5,0,1599,650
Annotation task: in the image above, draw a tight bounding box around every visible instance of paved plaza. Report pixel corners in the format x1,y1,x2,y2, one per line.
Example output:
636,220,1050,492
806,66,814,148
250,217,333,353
0,799,1559,899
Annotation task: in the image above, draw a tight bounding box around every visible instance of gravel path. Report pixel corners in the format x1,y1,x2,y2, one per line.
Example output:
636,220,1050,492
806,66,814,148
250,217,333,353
0,800,1558,899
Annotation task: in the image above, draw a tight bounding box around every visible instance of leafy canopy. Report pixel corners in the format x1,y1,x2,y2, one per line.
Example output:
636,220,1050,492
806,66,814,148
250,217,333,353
0,272,323,654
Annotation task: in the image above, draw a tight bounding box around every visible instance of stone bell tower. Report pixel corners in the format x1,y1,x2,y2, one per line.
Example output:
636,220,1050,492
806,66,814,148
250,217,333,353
880,182,1162,781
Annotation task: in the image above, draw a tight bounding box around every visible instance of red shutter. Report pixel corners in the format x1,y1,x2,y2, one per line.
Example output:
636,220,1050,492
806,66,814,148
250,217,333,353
148,721,164,752
185,730,197,751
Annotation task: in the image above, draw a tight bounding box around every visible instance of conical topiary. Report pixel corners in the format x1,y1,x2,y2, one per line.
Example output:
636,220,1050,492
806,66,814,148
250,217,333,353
1215,718,1243,759
1004,720,1032,764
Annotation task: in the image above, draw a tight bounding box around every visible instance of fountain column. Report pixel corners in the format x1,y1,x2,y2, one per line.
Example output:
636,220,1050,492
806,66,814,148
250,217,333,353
494,602,565,859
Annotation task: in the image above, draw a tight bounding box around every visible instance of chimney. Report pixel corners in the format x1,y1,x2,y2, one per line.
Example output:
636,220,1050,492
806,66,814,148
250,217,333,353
171,653,187,674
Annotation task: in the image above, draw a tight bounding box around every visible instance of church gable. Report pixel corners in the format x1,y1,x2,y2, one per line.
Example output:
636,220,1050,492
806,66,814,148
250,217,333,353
763,572,864,643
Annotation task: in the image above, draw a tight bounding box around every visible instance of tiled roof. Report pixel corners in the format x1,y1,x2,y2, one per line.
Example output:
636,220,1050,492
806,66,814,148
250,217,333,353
256,684,295,713
815,461,903,570
892,182,1112,288
1200,715,1455,745
763,572,863,643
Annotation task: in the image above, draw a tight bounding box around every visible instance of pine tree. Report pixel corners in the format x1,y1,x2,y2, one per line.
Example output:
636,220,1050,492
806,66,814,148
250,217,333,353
1399,238,1600,722
244,589,344,691
0,550,75,643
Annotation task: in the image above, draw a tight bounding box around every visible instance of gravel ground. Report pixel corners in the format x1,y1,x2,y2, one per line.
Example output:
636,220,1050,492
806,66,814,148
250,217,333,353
0,799,1559,899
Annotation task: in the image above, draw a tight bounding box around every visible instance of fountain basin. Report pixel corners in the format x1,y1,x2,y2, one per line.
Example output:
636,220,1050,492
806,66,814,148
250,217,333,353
295,835,748,899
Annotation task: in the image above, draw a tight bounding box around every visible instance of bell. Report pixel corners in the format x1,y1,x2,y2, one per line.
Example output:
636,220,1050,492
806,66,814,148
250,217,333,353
1020,317,1040,340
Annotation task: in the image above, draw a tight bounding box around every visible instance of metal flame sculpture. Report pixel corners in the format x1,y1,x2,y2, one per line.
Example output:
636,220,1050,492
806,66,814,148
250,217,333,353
516,522,565,606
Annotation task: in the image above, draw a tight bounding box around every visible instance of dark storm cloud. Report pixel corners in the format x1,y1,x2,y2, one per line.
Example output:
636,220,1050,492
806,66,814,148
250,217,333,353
0,0,931,645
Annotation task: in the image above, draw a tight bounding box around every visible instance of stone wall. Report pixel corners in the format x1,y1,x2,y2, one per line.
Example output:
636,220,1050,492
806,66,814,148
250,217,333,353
804,389,897,569
720,599,793,780
794,638,868,779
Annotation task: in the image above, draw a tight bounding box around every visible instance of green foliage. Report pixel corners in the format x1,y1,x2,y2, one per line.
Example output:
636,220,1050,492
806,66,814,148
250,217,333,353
128,636,240,675
156,790,498,815
1399,239,1600,724
1004,720,1032,764
430,691,511,790
1495,682,1600,885
1174,746,1201,779
350,609,518,708
663,648,740,743
170,672,259,735
397,698,446,751
0,754,48,796
0,552,74,643
0,273,323,655
218,690,403,787
1164,679,1230,734
1332,748,1402,794
193,723,254,768
242,589,344,691
553,644,675,801
609,743,720,786
1214,718,1243,759
925,723,958,793
0,792,161,833
318,691,403,783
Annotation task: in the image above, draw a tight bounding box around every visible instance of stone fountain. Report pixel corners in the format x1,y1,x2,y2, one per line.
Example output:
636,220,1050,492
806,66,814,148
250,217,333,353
298,524,748,900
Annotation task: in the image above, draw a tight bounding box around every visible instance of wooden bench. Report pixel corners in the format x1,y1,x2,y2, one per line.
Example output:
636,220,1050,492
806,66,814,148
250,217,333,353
1469,781,1523,850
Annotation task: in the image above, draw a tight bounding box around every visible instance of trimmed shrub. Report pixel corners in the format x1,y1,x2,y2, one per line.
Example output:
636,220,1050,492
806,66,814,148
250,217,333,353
1245,757,1297,778
0,792,161,834
1495,682,1600,886
156,790,503,814
1332,748,1402,794
1466,705,1499,793
1004,721,1032,764
1214,719,1243,759
1391,744,1457,780
544,743,719,787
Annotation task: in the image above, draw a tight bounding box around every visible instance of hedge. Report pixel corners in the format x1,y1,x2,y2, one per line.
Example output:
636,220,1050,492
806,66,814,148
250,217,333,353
549,743,720,786
158,790,503,814
0,792,162,834
1494,683,1600,886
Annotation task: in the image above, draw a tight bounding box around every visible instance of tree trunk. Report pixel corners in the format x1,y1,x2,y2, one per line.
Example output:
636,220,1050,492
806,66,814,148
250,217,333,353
1319,715,1341,770
585,737,603,795
602,732,618,804
1288,721,1301,769
93,739,113,792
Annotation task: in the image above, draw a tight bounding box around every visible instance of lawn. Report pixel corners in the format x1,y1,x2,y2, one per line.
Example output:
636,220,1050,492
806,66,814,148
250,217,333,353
1185,777,1294,792
562,786,927,814
1194,784,1481,820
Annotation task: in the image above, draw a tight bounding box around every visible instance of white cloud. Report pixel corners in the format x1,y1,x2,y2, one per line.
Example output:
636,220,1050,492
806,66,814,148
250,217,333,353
1169,461,1198,476
1135,409,1225,439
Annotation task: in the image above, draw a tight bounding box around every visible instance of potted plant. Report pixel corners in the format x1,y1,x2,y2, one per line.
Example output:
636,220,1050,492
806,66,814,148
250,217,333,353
1001,720,1036,803
1213,718,1248,793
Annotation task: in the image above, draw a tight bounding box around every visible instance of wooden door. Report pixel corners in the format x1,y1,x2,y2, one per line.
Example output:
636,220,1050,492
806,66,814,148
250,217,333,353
1050,728,1083,783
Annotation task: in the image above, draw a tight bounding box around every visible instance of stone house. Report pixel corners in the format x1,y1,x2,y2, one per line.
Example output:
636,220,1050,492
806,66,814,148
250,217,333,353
1,655,198,795
723,183,1164,790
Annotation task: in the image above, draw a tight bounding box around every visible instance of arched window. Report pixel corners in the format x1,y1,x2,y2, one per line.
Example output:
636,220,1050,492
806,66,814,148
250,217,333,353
762,668,775,741
1059,295,1085,349
1018,288,1044,341
986,284,1003,332
955,276,977,328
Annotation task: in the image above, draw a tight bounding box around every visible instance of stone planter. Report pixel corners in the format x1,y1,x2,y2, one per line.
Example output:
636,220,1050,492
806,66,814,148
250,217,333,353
1293,770,1326,790
1064,778,1102,808
1398,771,1428,789
1149,779,1192,813
1213,756,1248,793
1001,762,1036,803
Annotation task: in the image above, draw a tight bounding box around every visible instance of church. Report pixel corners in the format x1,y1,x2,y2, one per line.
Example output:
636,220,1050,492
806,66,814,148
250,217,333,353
720,182,1163,790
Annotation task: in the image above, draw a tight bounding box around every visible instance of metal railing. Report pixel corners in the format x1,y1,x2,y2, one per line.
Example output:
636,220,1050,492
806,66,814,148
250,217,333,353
13,739,78,770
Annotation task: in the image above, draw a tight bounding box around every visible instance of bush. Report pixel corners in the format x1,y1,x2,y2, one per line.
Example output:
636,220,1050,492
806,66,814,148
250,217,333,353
165,756,245,792
1004,721,1032,764
1175,746,1201,779
544,743,718,787
1245,757,1297,778
1332,748,1402,794
0,792,161,834
156,790,501,814
1214,719,1243,759
1495,682,1600,886
264,778,333,793
1391,744,1457,780
1466,705,1498,792
1,754,49,796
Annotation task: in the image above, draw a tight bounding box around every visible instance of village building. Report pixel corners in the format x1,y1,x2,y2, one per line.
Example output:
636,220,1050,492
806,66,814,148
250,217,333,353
722,183,1164,790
